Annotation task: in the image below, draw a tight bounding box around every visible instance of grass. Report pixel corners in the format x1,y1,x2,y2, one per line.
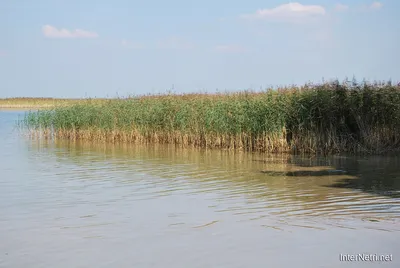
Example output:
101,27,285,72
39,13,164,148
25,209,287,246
20,79,400,155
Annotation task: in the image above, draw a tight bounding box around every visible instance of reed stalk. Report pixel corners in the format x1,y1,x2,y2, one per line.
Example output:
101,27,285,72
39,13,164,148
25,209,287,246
20,80,400,155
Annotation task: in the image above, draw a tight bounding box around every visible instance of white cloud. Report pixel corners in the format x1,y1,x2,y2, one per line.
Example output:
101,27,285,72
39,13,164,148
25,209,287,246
42,25,98,39
121,39,144,49
215,45,247,53
334,3,349,12
370,2,382,9
157,36,195,49
241,2,326,22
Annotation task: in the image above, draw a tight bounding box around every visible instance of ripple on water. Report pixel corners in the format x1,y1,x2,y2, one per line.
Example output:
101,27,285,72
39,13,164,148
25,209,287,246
9,142,400,227
0,125,399,267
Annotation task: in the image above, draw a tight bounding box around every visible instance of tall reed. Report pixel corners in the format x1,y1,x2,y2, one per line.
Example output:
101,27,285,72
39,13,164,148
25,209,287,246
21,80,400,154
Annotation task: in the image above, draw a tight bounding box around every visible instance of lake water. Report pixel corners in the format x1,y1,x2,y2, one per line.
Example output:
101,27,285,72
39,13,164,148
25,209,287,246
0,110,399,268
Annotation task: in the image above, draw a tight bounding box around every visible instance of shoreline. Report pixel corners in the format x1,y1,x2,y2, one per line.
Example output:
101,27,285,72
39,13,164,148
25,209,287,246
10,81,400,155
0,105,53,109
0,98,109,109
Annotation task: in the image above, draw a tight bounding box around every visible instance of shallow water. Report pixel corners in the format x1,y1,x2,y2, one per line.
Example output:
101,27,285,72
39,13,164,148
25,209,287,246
0,110,399,268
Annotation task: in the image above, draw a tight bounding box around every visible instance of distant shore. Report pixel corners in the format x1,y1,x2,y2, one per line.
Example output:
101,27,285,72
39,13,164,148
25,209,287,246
0,98,73,109
0,105,54,109
0,98,109,109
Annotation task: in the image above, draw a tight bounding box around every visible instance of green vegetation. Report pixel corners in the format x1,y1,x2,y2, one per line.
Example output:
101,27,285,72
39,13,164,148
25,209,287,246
21,80,400,154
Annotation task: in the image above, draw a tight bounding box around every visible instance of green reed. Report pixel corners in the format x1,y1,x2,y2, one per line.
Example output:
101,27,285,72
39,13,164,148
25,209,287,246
21,80,400,154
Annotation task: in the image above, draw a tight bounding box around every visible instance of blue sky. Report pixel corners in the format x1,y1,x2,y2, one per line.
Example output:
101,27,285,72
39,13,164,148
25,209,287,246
0,0,399,98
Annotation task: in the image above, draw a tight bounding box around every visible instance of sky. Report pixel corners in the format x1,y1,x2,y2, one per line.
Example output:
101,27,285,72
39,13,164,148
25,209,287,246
0,0,399,98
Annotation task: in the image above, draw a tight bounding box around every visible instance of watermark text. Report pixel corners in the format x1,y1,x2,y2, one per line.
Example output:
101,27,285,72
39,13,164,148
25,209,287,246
340,253,393,262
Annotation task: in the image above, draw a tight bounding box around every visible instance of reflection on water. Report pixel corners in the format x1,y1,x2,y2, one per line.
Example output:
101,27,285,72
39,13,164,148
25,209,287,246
0,111,399,268
27,139,400,220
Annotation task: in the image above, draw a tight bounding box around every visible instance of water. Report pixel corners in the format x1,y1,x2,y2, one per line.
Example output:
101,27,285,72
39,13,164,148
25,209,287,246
0,110,399,268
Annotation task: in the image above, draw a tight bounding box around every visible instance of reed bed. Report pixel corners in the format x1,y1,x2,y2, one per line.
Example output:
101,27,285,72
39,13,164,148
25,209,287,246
21,80,400,155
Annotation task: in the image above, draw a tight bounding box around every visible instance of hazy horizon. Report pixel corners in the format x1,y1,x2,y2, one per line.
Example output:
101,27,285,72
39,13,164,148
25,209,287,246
1,0,399,98
0,77,399,100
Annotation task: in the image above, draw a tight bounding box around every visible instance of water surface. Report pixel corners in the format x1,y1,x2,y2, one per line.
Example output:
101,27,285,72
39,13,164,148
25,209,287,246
0,111,399,268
